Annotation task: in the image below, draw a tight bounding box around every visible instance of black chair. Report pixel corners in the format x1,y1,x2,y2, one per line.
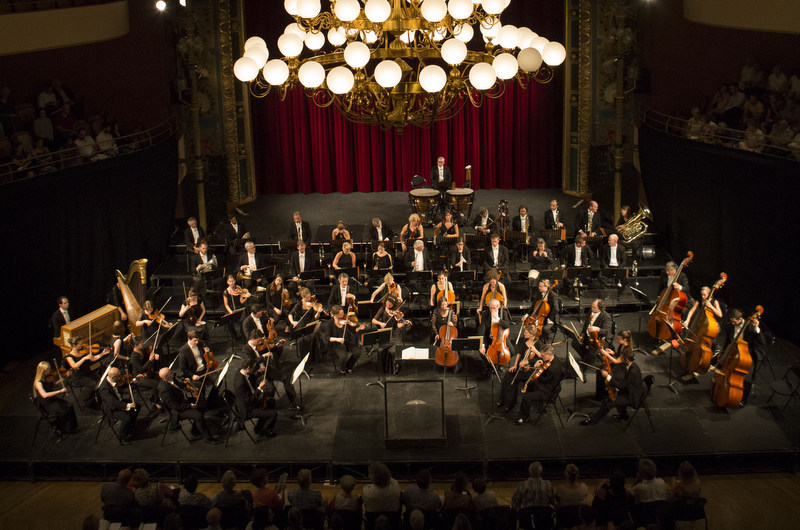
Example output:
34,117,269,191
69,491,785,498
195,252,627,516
364,510,401,530
624,374,656,432
631,500,671,529
477,506,517,530
218,503,251,529
517,506,554,530
331,509,363,530
222,388,258,447
670,497,708,529
300,508,326,530
139,503,170,526
767,365,800,416
440,508,477,530
532,379,566,429
177,504,208,530
554,505,581,529
159,399,196,447
30,395,60,445
411,175,428,189
93,394,125,446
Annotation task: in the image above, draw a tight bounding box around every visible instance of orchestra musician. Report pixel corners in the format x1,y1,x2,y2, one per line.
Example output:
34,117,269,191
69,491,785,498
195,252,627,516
484,233,510,276
526,279,559,344
175,331,213,397
512,204,533,236
222,275,251,340
137,300,173,349
477,269,507,314
712,308,765,406
498,325,540,413
179,289,208,342
448,239,472,272
242,304,270,340
434,210,460,243
371,242,393,271
430,156,453,200
288,287,323,362
596,330,634,400
33,360,78,436
322,304,365,374
515,345,563,425
50,296,71,338
184,216,205,252
571,299,614,364
575,200,602,238
242,330,299,411
369,217,394,242
478,298,514,378
289,240,317,292
560,235,592,269
432,297,459,347
680,286,725,382
652,261,691,356
264,275,291,333
109,320,132,368
128,336,159,399
157,367,221,444
531,238,555,270
471,206,494,236
189,241,217,291
222,212,248,255
544,199,563,230
64,336,108,408
332,242,357,270
371,273,403,304
615,204,642,261
371,296,410,375
600,234,627,270
233,356,278,439
327,273,357,311
97,367,139,443
238,241,267,291
399,214,424,253
331,220,351,242
581,348,642,425
405,239,431,273
288,211,312,244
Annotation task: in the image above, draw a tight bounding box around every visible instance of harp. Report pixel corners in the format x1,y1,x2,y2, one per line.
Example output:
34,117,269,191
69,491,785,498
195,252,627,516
115,258,148,336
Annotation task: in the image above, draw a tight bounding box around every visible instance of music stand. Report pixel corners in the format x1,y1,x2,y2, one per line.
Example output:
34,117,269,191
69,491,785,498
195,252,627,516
661,327,683,395
362,328,393,390
566,267,592,301
298,268,327,284
215,355,233,390
450,337,480,397
216,308,245,352
292,353,311,426
565,351,590,423
289,321,319,362
405,270,433,311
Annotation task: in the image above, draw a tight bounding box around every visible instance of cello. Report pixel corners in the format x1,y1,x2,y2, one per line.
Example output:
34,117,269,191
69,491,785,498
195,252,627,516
682,273,727,374
435,309,459,367
710,306,762,408
648,252,693,341
524,280,559,342
591,332,617,401
486,323,511,366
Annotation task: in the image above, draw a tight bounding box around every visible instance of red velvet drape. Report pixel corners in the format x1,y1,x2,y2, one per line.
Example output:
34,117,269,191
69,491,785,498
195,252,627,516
245,1,564,194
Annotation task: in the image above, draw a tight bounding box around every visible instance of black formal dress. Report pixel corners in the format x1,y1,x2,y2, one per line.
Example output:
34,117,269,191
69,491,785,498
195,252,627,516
36,381,78,433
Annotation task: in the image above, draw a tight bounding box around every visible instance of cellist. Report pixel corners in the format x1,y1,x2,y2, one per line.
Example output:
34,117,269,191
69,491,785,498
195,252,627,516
712,308,764,406
478,298,514,379
523,279,559,345
432,298,459,371
651,261,691,355
429,271,455,309
477,268,507,314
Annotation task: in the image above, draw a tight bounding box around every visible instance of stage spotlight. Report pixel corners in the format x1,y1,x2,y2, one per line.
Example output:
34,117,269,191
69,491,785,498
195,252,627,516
155,0,166,11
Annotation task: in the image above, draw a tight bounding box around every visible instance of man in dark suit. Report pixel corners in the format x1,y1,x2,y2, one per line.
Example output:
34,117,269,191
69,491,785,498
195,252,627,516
448,239,472,271
571,299,614,364
157,367,220,443
484,233,509,275
233,356,277,439
560,235,592,269
288,211,312,244
574,200,603,238
97,367,139,443
600,234,627,269
289,240,317,294
327,273,357,310
183,216,205,251
471,206,494,236
241,330,299,411
405,239,431,272
652,260,691,355
175,331,213,391
477,298,515,379
238,241,267,290
50,296,71,338
543,199,564,230
242,304,270,338
220,212,248,252
189,241,218,292
512,204,534,236
430,156,453,200
515,345,564,424
582,348,642,425
525,278,560,344
369,217,394,242
100,469,136,522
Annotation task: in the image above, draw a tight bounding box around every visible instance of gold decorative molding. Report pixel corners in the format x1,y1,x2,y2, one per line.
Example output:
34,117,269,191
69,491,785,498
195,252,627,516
576,0,592,194
563,0,592,195
216,0,241,202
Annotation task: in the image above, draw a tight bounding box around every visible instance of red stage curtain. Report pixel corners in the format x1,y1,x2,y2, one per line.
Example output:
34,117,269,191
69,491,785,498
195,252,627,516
245,1,564,194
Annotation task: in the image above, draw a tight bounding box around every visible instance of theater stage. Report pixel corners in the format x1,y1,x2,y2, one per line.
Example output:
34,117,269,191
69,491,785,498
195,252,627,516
2,189,798,482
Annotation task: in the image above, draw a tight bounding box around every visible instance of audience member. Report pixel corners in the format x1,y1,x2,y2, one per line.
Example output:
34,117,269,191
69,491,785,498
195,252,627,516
768,65,789,94
471,477,499,512
203,507,224,530
131,468,175,509
442,472,475,512
408,509,425,530
74,127,99,161
250,468,284,512
96,122,119,156
738,120,766,152
742,94,765,124
332,474,361,512
52,102,77,142
766,119,794,155
100,468,135,521
33,109,54,145
31,138,56,173
81,514,100,530
213,469,250,509
554,463,589,508
0,86,15,135
629,458,668,503
591,470,630,528
402,469,442,512
450,513,473,530
670,461,702,500
361,462,401,513
511,461,554,511
37,85,59,113
286,507,304,530
287,468,326,512
179,474,212,509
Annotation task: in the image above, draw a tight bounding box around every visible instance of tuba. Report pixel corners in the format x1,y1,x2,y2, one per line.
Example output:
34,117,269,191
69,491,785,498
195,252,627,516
619,203,653,243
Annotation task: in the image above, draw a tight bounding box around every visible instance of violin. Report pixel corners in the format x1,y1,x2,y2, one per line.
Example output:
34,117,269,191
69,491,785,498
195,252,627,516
184,379,201,399
203,348,219,371
146,309,169,325
231,285,250,296
648,251,693,341
521,358,552,393
346,297,359,324
77,343,105,357
435,309,459,367
682,273,727,374
711,306,762,408
486,323,511,366
281,289,293,309
593,334,617,401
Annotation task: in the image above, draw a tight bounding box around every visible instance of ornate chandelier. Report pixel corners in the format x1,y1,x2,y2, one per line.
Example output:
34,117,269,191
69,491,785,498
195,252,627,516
233,0,566,130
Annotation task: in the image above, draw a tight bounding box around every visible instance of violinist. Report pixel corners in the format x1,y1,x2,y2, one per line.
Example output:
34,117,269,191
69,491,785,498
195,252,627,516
485,233,509,276
515,345,563,425
327,273,356,310
332,242,356,270
651,262,691,356
156,367,221,444
471,206,494,236
712,308,764,405
434,209,460,243
289,241,317,292
64,335,107,408
289,288,324,328
233,356,278,440
477,269,507,314
223,275,251,340
595,330,633,401
136,300,174,348
405,239,430,272
525,279,559,344
242,304,270,342
581,348,642,425
109,320,132,368
179,289,208,342
498,325,540,413
332,220,351,242
128,336,159,399
371,242,393,271
50,296,71,338
371,296,411,375
183,216,205,252
478,298,514,379
322,305,365,375
572,299,613,364
33,361,78,436
399,213,424,253
680,286,725,382
238,241,266,291
369,217,394,242
97,367,139,443
371,273,403,304
265,274,291,333
448,239,472,272
242,330,299,411
175,331,213,397
429,271,455,309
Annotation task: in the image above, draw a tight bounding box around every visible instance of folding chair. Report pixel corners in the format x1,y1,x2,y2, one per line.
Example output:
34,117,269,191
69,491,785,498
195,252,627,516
766,365,800,416
624,374,655,431
532,379,566,429
222,389,258,447
159,400,196,447
94,394,125,446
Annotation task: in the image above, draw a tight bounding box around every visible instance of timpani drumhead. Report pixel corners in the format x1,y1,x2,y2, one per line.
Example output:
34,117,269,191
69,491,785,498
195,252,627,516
410,188,440,197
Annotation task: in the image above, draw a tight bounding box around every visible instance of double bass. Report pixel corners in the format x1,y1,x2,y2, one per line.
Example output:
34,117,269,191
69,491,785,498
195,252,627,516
648,252,693,341
435,309,458,367
710,306,762,408
682,273,727,374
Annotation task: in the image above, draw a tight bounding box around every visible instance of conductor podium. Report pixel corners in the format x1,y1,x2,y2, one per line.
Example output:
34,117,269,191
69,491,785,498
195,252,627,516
384,379,446,449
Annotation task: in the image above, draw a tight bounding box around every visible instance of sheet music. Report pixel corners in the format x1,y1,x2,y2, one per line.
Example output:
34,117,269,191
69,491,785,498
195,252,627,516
568,352,584,383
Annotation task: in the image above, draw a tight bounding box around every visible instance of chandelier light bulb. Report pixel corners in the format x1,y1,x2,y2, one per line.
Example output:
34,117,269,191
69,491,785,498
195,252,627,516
327,27,347,46
233,57,259,82
305,31,325,50
284,23,307,39
469,62,497,90
441,39,468,65
298,60,325,87
517,47,543,72
365,0,391,23
421,0,448,23
454,23,474,43
344,41,371,69
517,27,538,49
479,19,501,39
296,0,321,19
277,33,304,58
263,59,290,85
334,0,360,22
530,36,550,53
244,36,267,52
284,0,299,16
448,0,474,20
492,52,518,79
542,41,567,66
419,64,447,93
374,60,403,88
243,45,269,68
326,66,355,94
480,0,505,15
496,24,519,50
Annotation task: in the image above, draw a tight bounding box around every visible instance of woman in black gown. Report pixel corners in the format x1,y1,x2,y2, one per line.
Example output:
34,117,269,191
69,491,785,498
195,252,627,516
33,361,78,436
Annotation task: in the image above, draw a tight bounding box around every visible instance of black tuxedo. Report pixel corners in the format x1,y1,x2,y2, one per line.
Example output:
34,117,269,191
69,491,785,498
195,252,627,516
589,362,643,422
242,313,270,339
560,244,592,268
471,214,495,234
184,226,205,248
719,320,766,379
448,246,472,271
220,221,248,247
176,342,208,381
50,308,69,338
518,355,565,419
327,284,355,310
600,244,627,269
573,310,614,363
512,215,534,234
189,251,216,273
97,378,138,438
288,221,312,243
404,248,431,271
477,308,513,348
237,251,267,272
484,244,510,270
430,165,453,191
574,209,602,236
232,370,277,435
543,209,561,230
369,221,394,241
157,378,213,438
659,271,690,294
289,250,317,278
